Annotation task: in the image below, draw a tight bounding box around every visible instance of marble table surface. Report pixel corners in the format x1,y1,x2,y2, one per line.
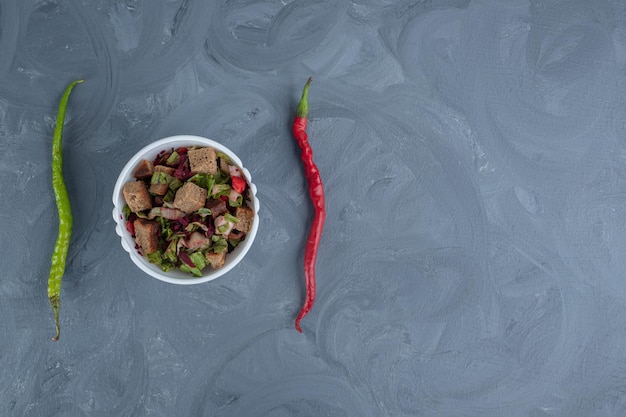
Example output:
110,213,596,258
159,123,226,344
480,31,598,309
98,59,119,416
2,0,626,415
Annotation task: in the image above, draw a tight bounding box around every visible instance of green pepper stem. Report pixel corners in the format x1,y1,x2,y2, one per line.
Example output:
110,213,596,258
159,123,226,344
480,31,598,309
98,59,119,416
296,77,313,119
50,295,60,342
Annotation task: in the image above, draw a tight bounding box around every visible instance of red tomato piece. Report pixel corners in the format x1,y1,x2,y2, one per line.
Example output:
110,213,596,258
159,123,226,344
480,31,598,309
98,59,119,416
231,176,247,193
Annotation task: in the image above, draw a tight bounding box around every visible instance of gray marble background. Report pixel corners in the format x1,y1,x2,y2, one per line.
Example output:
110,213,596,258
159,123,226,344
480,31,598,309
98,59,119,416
2,0,626,415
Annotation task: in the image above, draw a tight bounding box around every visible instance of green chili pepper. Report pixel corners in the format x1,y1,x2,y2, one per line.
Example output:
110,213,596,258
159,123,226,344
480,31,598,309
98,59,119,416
48,79,83,342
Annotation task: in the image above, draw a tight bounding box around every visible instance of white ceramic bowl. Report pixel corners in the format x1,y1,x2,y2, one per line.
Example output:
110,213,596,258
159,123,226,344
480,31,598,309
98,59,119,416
112,135,259,284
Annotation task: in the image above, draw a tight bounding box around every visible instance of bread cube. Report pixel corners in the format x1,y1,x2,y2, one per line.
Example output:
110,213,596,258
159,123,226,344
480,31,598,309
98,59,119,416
123,181,152,213
134,219,159,254
173,182,207,214
233,206,254,233
188,147,218,174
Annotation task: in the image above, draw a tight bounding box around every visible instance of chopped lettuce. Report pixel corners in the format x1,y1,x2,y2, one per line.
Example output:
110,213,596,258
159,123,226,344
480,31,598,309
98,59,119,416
151,171,183,190
224,213,239,224
178,263,199,276
210,183,231,198
212,236,228,253
214,170,229,185
147,250,176,272
166,151,180,166
189,252,207,270
151,171,169,185
216,152,232,164
178,251,207,277
214,214,236,236
185,221,208,233
164,239,178,262
122,204,131,220
228,189,243,207
169,177,183,190
189,173,215,191
158,217,175,240
163,189,175,203
146,207,186,220
197,207,212,217
228,195,243,207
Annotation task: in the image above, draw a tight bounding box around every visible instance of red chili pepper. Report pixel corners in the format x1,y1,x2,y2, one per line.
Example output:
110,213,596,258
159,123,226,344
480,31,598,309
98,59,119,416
292,77,326,333
231,175,247,193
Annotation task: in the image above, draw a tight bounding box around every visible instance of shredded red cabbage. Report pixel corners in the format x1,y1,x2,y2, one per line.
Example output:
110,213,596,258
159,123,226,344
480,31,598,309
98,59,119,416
173,154,193,180
178,251,195,267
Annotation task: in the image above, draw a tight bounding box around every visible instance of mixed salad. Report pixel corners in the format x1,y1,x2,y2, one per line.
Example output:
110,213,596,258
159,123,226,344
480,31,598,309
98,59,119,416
121,146,254,277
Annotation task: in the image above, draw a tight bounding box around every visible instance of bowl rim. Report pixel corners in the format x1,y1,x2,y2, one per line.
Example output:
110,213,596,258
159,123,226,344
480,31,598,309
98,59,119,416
111,134,259,285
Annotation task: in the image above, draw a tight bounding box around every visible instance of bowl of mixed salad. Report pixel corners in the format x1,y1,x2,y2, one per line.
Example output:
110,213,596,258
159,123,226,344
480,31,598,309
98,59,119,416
112,135,259,284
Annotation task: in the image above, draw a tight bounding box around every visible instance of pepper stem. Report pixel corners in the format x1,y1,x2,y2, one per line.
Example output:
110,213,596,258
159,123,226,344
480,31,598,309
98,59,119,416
296,77,313,119
50,295,60,342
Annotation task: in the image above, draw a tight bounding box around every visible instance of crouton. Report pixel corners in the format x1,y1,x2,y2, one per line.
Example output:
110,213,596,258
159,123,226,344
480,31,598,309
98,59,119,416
133,159,154,179
206,251,226,269
134,219,159,254
188,147,218,174
233,206,254,233
123,181,152,213
154,165,175,176
173,182,207,213
149,183,169,196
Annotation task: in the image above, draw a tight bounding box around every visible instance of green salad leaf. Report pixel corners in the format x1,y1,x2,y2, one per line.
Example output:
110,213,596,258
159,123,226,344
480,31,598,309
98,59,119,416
189,173,215,191
224,213,239,224
166,151,180,166
197,207,212,217
212,236,228,253
147,250,176,272
228,194,243,207
151,171,183,190
178,251,207,277
211,183,231,198
122,204,131,220
216,152,232,164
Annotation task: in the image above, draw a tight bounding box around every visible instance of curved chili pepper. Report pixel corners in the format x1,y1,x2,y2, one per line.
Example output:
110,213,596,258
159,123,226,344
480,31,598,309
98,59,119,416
293,77,326,332
48,79,83,341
